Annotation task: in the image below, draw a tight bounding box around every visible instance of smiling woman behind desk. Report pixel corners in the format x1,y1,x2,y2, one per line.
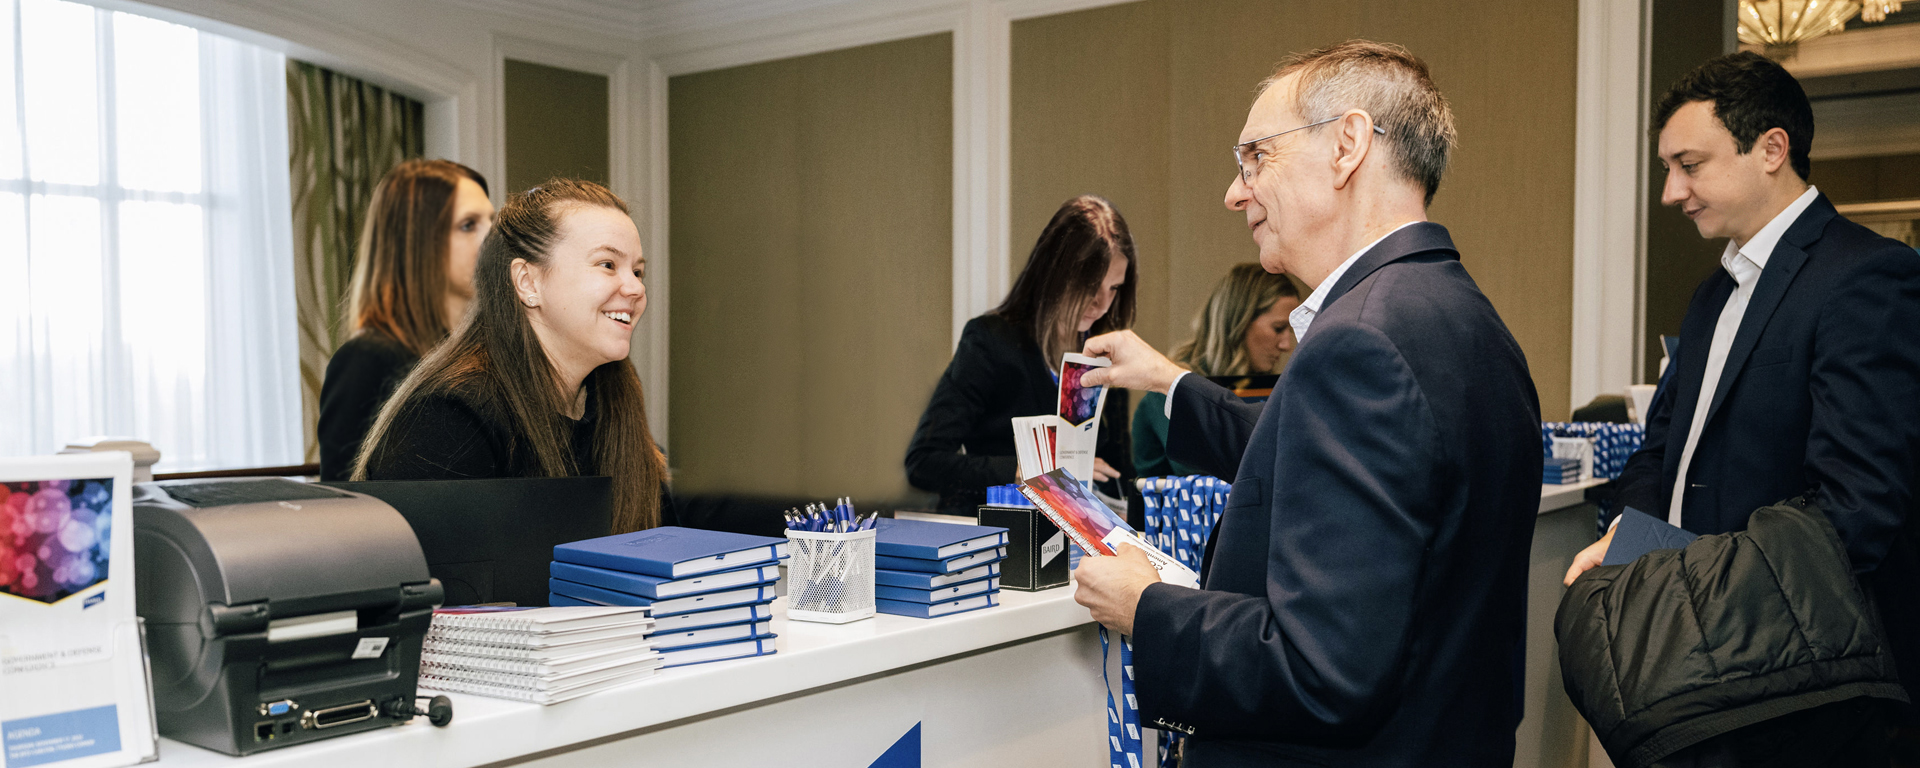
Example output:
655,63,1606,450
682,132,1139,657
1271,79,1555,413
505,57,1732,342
352,179,676,533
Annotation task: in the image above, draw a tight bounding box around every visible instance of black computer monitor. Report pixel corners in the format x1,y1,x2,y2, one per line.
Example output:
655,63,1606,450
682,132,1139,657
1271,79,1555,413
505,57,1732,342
319,477,612,608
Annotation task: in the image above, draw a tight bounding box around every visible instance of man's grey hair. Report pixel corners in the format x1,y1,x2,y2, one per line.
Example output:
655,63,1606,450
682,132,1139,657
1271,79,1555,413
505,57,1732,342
1259,40,1457,206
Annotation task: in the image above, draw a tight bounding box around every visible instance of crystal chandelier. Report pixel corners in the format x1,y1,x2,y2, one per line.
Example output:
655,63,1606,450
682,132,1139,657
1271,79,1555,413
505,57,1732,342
1738,0,1904,47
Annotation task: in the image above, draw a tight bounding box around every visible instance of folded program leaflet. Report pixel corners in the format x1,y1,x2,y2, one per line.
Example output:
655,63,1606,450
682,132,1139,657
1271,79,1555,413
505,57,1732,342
1018,468,1199,588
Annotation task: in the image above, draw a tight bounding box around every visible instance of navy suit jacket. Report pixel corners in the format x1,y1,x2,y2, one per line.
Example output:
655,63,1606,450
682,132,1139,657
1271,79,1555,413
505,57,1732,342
1611,194,1920,699
1135,223,1544,766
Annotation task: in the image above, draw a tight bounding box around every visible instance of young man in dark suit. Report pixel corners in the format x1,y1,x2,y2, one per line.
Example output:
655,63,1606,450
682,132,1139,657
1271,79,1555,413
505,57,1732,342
1565,52,1920,762
1075,41,1544,766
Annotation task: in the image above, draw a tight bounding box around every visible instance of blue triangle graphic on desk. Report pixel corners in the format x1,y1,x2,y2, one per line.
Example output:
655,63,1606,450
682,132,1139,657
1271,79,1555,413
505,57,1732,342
868,722,921,768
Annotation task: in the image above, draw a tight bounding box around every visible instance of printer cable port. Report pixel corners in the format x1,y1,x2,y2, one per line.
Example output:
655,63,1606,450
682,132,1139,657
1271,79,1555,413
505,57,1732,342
301,700,376,730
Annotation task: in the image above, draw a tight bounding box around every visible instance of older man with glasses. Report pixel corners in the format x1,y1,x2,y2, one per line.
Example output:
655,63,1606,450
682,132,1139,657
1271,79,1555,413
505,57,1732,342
1075,40,1544,766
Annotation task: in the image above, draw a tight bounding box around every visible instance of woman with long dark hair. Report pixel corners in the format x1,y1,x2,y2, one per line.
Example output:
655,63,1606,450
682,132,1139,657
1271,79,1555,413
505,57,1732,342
353,179,673,533
318,159,493,480
905,194,1138,517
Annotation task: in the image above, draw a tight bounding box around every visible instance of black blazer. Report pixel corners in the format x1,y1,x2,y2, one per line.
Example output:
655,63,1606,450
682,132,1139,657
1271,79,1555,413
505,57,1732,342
904,313,1132,516
1612,193,1920,699
1137,223,1543,766
318,332,419,481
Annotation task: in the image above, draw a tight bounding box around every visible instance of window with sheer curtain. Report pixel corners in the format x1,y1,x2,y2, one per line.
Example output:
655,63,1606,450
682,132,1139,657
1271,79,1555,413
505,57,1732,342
1,0,300,471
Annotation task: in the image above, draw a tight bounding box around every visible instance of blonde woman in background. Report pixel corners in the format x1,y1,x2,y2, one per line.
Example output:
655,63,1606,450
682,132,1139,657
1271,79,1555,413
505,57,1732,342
1132,263,1300,477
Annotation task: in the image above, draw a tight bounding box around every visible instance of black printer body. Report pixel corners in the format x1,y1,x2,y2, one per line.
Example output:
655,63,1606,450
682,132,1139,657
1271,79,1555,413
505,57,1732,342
133,479,443,755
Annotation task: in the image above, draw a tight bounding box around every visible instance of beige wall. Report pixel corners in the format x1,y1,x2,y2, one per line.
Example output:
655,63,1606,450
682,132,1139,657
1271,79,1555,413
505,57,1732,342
1010,1,1173,352
667,34,952,501
502,59,610,191
1011,0,1580,420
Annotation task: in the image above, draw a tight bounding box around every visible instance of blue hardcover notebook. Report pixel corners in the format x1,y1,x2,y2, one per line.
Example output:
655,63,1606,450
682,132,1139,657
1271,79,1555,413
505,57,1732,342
875,562,999,590
654,603,775,633
658,636,778,668
652,619,774,650
874,577,998,604
874,547,1006,574
1602,507,1700,566
551,561,779,600
874,517,1008,560
548,578,776,615
875,592,998,619
554,526,788,579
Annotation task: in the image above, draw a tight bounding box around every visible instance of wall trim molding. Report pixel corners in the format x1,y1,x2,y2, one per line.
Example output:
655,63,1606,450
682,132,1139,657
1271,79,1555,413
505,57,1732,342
952,0,1010,347
489,34,635,199
644,60,672,448
1570,0,1650,412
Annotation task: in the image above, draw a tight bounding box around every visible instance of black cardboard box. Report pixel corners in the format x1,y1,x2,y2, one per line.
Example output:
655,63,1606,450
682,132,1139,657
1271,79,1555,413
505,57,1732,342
978,505,1069,591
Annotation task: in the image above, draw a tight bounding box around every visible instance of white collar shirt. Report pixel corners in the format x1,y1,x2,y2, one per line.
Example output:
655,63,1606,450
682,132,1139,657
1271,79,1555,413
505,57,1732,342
1165,221,1419,418
1287,222,1420,342
1665,185,1820,525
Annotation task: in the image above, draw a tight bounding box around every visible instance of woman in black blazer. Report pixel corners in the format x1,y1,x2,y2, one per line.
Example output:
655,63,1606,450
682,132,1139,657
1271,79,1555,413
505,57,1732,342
906,195,1138,517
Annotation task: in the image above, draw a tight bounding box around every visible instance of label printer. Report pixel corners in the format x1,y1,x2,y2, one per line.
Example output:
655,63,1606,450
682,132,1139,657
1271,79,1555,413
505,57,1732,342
134,479,444,755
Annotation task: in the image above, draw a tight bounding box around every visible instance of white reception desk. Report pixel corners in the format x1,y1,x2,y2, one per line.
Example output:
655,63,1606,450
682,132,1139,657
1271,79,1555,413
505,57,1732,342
151,482,1603,768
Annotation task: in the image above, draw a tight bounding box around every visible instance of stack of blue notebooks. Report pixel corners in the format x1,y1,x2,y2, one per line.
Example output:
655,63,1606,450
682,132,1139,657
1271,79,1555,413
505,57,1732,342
872,518,1008,618
1545,456,1583,484
550,527,787,668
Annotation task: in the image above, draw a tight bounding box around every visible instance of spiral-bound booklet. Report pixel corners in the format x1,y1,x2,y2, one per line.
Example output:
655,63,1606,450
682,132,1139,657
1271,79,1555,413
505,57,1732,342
420,645,657,677
431,605,652,633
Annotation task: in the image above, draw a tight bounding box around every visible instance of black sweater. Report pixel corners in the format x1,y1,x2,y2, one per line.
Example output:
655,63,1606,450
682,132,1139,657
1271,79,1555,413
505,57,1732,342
363,383,678,527
318,332,419,481
905,313,1132,516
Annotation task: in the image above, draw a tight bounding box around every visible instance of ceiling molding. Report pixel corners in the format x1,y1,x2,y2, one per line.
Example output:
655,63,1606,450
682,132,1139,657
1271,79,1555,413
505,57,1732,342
439,0,647,38
439,0,1143,60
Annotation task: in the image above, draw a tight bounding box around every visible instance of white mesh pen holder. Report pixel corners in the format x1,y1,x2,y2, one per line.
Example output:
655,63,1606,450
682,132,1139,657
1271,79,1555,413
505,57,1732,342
783,528,876,624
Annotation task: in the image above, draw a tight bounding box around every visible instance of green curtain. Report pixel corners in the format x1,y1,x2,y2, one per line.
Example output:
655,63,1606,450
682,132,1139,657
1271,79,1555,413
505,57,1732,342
286,60,424,462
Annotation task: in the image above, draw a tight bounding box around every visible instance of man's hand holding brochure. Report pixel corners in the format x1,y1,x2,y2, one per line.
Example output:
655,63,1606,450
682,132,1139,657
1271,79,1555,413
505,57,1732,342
1019,468,1198,632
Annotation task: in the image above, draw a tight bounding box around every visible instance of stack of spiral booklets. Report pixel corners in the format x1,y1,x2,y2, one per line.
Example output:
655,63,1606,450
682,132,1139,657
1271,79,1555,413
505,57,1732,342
419,606,660,704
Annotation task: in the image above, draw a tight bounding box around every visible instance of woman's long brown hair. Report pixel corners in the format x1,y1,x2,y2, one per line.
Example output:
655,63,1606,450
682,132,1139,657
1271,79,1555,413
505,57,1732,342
993,195,1137,367
353,179,668,533
346,159,489,356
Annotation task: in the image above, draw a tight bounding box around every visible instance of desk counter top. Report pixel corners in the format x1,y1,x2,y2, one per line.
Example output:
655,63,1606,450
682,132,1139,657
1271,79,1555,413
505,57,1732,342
154,482,1600,767
1540,478,1607,516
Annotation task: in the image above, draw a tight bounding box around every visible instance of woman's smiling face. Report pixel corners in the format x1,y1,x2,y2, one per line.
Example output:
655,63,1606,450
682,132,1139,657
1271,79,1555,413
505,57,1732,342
521,205,648,378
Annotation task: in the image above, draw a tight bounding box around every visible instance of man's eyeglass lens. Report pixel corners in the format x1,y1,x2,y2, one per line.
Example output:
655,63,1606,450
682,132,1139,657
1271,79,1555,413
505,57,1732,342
1233,118,1385,183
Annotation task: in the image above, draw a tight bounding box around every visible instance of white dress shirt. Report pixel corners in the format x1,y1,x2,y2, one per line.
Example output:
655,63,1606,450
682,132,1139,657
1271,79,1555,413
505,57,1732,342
1165,222,1418,417
1663,185,1821,526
